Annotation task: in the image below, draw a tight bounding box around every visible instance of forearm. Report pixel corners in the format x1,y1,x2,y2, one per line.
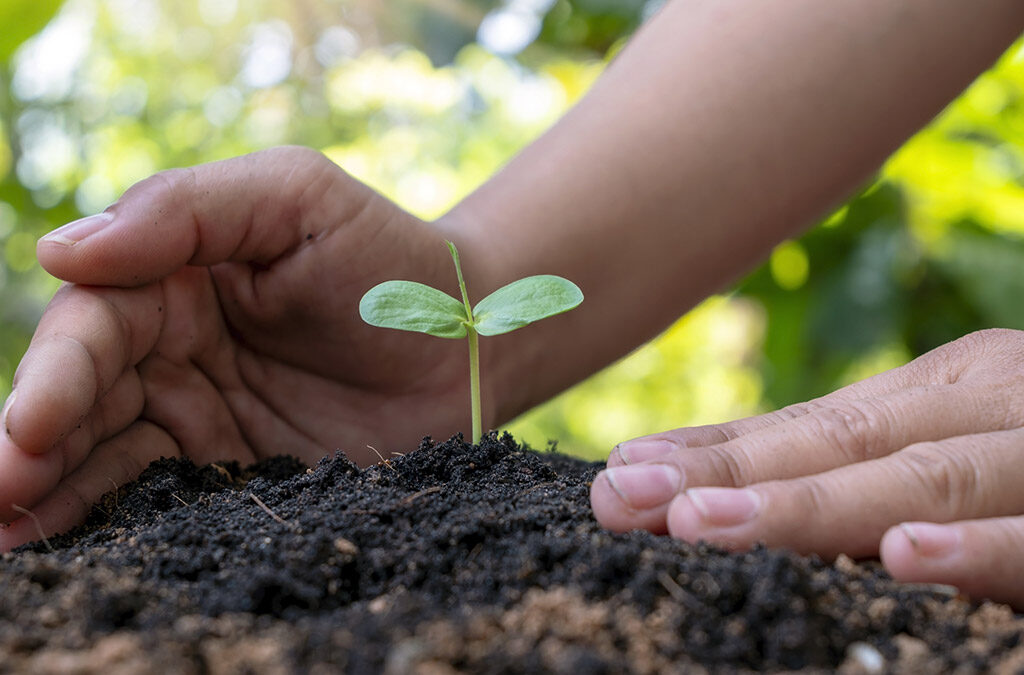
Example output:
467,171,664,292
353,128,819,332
440,0,1024,426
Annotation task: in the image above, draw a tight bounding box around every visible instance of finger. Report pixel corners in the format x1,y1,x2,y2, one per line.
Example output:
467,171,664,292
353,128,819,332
593,382,1020,533
607,331,988,468
662,428,1024,558
0,371,145,523
607,384,913,468
881,516,1024,608
4,284,162,453
53,370,145,474
0,421,179,552
36,147,377,287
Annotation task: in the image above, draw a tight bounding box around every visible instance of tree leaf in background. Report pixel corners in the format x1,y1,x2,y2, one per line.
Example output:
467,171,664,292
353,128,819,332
0,0,64,64
738,181,914,406
359,280,469,338
935,226,1024,331
473,275,583,336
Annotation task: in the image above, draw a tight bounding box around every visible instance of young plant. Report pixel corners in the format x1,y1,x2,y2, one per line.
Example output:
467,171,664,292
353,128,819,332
359,242,583,445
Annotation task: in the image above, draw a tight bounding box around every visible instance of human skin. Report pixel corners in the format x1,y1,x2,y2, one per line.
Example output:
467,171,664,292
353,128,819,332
0,148,484,543
4,0,1024,607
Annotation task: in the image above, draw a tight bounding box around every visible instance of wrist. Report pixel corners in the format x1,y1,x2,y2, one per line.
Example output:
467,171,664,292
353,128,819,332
432,204,607,430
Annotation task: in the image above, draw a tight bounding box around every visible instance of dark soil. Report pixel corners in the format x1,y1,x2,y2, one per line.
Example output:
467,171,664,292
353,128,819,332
2,433,1023,674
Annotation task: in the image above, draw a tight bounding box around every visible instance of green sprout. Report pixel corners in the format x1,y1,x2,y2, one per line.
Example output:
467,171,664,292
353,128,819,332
359,241,583,445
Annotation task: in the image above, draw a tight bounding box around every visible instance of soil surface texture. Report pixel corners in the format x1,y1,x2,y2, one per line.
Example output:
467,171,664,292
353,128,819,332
2,433,1023,674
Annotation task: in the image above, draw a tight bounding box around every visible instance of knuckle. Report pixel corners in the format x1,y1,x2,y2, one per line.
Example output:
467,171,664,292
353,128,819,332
110,166,198,228
102,293,137,366
928,329,1024,383
896,442,977,516
799,399,893,462
705,446,755,487
55,333,105,395
265,145,338,183
145,167,197,209
962,327,1020,346
98,372,145,434
786,398,830,416
800,479,831,518
690,423,736,445
766,402,815,425
720,401,817,441
987,517,1024,548
68,293,133,392
910,333,978,384
950,328,1006,354
264,147,351,229
783,478,832,533
269,145,331,166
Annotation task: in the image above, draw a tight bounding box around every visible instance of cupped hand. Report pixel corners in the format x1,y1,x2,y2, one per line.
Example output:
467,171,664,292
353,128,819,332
591,328,1024,608
0,146,478,550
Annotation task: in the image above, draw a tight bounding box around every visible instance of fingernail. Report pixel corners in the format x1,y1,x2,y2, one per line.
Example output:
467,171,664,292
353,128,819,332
602,464,683,510
616,439,676,464
41,212,115,246
2,390,16,439
900,523,961,558
686,487,761,527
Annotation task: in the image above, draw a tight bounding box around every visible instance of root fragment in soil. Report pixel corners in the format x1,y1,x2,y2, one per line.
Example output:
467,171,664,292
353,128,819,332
11,504,53,552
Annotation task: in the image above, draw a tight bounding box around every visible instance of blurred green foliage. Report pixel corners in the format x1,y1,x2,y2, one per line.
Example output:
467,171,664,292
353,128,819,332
2,0,1024,460
0,0,64,62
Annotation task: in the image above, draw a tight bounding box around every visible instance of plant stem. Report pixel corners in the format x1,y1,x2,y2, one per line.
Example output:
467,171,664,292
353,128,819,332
467,326,481,445
448,241,483,444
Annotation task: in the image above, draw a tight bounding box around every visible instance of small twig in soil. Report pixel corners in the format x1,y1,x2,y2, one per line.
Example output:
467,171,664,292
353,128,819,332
249,493,297,531
401,485,442,505
170,493,190,507
658,572,688,604
11,504,54,552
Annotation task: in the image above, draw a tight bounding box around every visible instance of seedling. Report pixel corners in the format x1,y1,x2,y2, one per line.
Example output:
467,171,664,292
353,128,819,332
359,242,583,445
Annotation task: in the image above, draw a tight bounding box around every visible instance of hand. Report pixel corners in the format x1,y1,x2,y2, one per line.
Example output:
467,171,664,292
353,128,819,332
0,146,479,550
591,328,1024,608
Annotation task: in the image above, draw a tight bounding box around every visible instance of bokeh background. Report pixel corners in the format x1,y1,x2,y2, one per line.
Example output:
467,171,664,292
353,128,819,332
3,0,1024,460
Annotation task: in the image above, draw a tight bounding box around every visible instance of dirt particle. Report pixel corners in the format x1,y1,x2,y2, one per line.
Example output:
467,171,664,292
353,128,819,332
333,537,359,557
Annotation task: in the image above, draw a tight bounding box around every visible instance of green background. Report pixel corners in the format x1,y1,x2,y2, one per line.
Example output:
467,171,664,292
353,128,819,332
3,0,1024,460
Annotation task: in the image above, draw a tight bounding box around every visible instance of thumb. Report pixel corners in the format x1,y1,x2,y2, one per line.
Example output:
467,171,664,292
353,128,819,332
37,147,370,287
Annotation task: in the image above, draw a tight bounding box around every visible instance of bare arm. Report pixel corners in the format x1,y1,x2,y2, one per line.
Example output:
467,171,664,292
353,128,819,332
441,0,1024,427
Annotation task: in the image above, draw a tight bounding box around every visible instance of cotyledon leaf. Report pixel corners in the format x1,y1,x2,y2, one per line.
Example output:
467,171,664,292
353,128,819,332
359,280,469,338
473,275,584,336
